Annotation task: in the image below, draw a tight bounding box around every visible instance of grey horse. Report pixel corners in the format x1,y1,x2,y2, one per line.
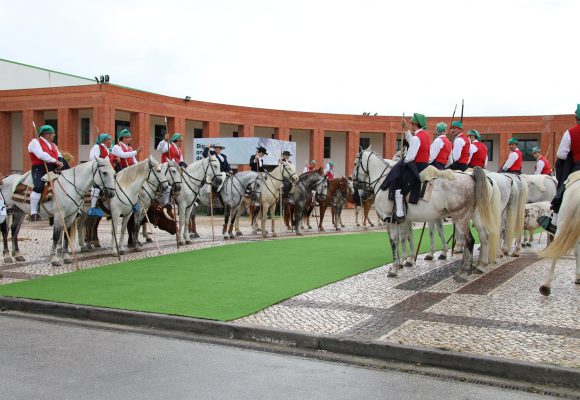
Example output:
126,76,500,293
288,170,328,236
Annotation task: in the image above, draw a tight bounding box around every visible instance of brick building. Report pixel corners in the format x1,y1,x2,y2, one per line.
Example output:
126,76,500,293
0,58,575,175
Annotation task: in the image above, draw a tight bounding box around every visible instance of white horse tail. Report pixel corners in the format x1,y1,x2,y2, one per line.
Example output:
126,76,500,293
487,179,502,264
504,179,519,252
515,176,528,239
540,190,580,260
473,167,500,256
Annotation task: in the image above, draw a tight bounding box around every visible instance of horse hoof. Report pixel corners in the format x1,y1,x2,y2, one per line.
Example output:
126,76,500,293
223,236,229,240
146,238,153,243
15,256,25,262
252,230,259,235
387,271,398,278
272,233,278,238
424,254,434,261
575,278,580,285
297,232,303,236
438,253,447,260
64,258,73,265
341,224,345,228
262,234,268,238
370,223,375,227
319,227,325,232
403,261,414,268
539,285,551,296
119,250,127,255
52,260,63,267
453,274,468,283
134,246,143,252
236,231,243,236
307,225,312,230
229,234,235,239
3,257,13,264
336,228,342,232
475,267,486,274
356,223,360,227
185,240,192,245
179,241,186,246
510,252,520,258
93,243,102,248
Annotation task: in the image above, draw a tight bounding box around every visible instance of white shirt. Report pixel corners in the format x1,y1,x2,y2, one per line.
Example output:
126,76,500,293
429,135,450,164
534,159,545,175
112,142,138,164
557,130,571,160
403,129,422,163
157,140,170,154
452,134,468,162
468,140,488,168
27,136,62,163
502,151,519,171
89,144,108,161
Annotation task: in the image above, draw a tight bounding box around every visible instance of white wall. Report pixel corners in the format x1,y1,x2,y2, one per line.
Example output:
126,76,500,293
254,126,275,139
0,59,94,90
290,129,311,172
324,131,346,177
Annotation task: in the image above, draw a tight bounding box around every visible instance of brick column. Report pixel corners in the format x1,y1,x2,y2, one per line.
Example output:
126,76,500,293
0,112,12,174
57,108,79,165
274,127,290,141
22,110,44,170
130,112,151,159
540,131,552,165
499,132,510,167
345,130,360,176
239,124,254,137
93,106,115,139
203,121,220,138
310,128,324,168
385,131,397,158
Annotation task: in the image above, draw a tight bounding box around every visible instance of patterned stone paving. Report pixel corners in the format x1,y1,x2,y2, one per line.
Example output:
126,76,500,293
1,211,578,369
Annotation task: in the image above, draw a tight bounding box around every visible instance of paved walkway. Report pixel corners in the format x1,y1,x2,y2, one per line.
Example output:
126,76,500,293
1,210,578,370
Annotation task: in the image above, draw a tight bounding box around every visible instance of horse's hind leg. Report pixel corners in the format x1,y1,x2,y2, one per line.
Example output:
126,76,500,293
51,222,64,267
1,221,12,263
387,223,402,277
11,209,25,262
539,259,557,296
425,221,436,261
454,221,475,283
575,243,580,285
436,219,448,259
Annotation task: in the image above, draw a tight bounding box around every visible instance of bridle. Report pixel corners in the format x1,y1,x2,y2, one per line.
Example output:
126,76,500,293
116,161,166,209
354,151,391,196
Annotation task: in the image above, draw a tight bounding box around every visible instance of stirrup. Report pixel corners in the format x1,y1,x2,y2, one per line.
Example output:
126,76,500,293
537,216,556,235
391,214,406,224
87,207,104,218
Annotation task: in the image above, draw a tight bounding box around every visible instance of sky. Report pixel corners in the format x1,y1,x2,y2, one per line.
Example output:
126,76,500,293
1,0,579,117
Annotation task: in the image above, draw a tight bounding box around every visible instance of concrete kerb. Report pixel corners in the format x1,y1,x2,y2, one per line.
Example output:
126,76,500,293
1,296,578,390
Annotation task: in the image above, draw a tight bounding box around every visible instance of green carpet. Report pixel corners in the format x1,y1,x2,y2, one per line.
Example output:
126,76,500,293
0,225,474,321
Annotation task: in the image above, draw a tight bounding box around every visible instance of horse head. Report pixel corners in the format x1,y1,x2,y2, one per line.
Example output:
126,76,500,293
94,157,116,199
164,160,182,194
316,176,329,202
206,155,223,187
279,160,298,183
147,156,169,193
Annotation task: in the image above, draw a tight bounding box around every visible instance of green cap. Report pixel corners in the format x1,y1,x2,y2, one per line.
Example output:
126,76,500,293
117,128,131,141
96,133,112,144
329,161,334,166
467,129,481,141
451,121,463,129
309,159,316,163
508,137,519,144
576,104,580,120
410,113,427,129
435,122,447,134
170,133,183,142
38,125,55,136
531,146,541,153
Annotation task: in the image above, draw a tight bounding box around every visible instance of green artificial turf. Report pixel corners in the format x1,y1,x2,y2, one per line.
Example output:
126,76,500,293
0,225,477,321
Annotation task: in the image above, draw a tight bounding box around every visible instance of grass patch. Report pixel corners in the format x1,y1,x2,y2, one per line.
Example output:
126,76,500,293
0,225,477,321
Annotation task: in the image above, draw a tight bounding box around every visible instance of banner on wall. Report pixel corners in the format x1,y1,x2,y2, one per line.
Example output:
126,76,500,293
193,138,296,165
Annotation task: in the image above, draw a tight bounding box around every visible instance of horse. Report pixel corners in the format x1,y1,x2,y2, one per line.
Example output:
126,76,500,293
354,150,497,282
347,178,376,229
255,160,298,238
328,177,351,231
1,158,117,266
538,171,580,295
175,155,223,245
522,174,557,203
190,171,263,239
286,170,328,236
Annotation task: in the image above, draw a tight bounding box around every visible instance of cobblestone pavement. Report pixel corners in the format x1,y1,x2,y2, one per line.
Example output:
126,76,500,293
1,210,578,369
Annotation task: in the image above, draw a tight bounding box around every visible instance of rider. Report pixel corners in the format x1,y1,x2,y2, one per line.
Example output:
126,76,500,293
27,124,70,222
429,122,452,170
87,133,114,217
467,130,488,169
203,143,231,173
539,104,580,234
531,147,552,175
112,129,144,171
448,121,471,171
500,138,523,174
157,132,188,207
250,146,268,172
281,150,292,163
324,161,335,179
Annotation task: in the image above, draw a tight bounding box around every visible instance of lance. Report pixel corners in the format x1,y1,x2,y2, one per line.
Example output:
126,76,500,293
32,122,80,271
164,117,180,249
460,99,465,124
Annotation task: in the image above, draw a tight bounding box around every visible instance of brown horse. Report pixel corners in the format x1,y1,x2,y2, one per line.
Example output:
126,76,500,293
316,177,350,231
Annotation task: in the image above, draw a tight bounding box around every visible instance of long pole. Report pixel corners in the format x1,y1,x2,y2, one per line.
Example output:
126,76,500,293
32,122,79,271
209,185,215,241
414,221,427,262
164,117,180,249
139,199,161,255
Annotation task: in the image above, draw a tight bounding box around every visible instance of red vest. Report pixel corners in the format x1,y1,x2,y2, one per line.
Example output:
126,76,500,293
118,142,136,168
161,143,182,163
469,141,488,168
434,135,452,164
415,129,431,163
569,124,580,162
325,170,335,180
29,138,59,166
536,155,552,175
456,133,471,164
508,149,523,172
99,144,116,165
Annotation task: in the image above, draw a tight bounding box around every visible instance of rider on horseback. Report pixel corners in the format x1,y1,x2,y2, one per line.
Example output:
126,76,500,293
448,121,471,171
467,130,488,169
531,147,553,175
112,129,144,172
87,133,114,217
250,147,268,172
157,132,187,207
500,137,523,174
27,124,70,222
429,122,452,170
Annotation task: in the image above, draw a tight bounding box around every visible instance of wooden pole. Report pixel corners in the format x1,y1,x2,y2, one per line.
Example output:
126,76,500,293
139,199,161,255
414,221,427,262
209,185,215,241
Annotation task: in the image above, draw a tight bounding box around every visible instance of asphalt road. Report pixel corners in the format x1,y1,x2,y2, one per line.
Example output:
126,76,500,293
0,314,558,400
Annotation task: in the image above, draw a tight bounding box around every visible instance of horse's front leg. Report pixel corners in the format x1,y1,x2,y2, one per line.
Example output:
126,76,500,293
355,205,360,227
575,243,580,285
436,219,448,259
177,201,188,245
118,215,131,254
365,201,374,227
61,217,76,265
454,219,474,283
11,209,26,262
223,205,230,240
270,204,278,237
260,203,268,238
425,221,436,260
387,223,401,277
51,222,63,267
294,205,303,236
319,203,327,231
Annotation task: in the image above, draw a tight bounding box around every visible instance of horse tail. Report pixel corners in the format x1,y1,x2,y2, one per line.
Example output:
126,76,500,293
515,176,528,239
487,179,502,264
504,179,519,251
473,167,500,253
540,187,580,260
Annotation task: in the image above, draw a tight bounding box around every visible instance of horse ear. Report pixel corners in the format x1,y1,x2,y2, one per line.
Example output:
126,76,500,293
367,145,372,151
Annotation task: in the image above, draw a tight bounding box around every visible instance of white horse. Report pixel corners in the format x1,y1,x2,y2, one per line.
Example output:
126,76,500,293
256,160,298,238
522,174,557,203
1,158,117,265
354,150,498,282
539,171,580,295
175,156,223,245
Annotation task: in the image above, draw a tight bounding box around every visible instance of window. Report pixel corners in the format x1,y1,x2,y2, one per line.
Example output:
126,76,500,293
115,120,130,136
482,140,494,161
289,134,293,142
44,119,58,144
396,138,401,151
359,137,370,150
81,118,90,145
154,124,166,147
517,139,538,162
324,137,331,158
194,128,203,138
232,131,238,138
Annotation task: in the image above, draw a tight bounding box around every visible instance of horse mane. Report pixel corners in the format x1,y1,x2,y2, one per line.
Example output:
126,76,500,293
116,160,151,187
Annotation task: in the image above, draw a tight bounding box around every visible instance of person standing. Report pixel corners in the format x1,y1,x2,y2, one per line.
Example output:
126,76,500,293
531,147,552,175
250,146,268,172
87,133,114,216
112,129,143,171
467,130,488,169
203,143,231,173
429,122,452,170
448,121,470,171
500,138,523,174
27,125,68,222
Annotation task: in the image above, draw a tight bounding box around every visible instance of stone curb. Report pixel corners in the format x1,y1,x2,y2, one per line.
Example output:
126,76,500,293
1,296,578,389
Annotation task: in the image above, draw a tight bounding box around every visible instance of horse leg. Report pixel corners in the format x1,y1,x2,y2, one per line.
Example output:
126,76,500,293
436,219,448,259
387,223,402,277
51,222,63,267
270,204,278,237
575,243,580,285
539,259,557,296
62,218,75,265
11,209,25,262
294,204,303,236
223,206,230,240
319,203,326,231
228,208,237,239
119,215,130,253
454,220,475,283
424,221,436,261
474,221,489,274
1,221,12,264
365,202,374,227
339,204,345,228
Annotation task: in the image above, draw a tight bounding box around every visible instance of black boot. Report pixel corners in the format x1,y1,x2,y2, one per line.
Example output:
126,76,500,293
537,216,557,235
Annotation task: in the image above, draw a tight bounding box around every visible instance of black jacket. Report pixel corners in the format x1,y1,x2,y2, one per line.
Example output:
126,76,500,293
249,155,265,172
381,160,422,204
202,147,231,173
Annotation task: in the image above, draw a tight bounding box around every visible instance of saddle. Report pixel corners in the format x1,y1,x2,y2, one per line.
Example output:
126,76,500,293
13,185,53,204
419,166,456,182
